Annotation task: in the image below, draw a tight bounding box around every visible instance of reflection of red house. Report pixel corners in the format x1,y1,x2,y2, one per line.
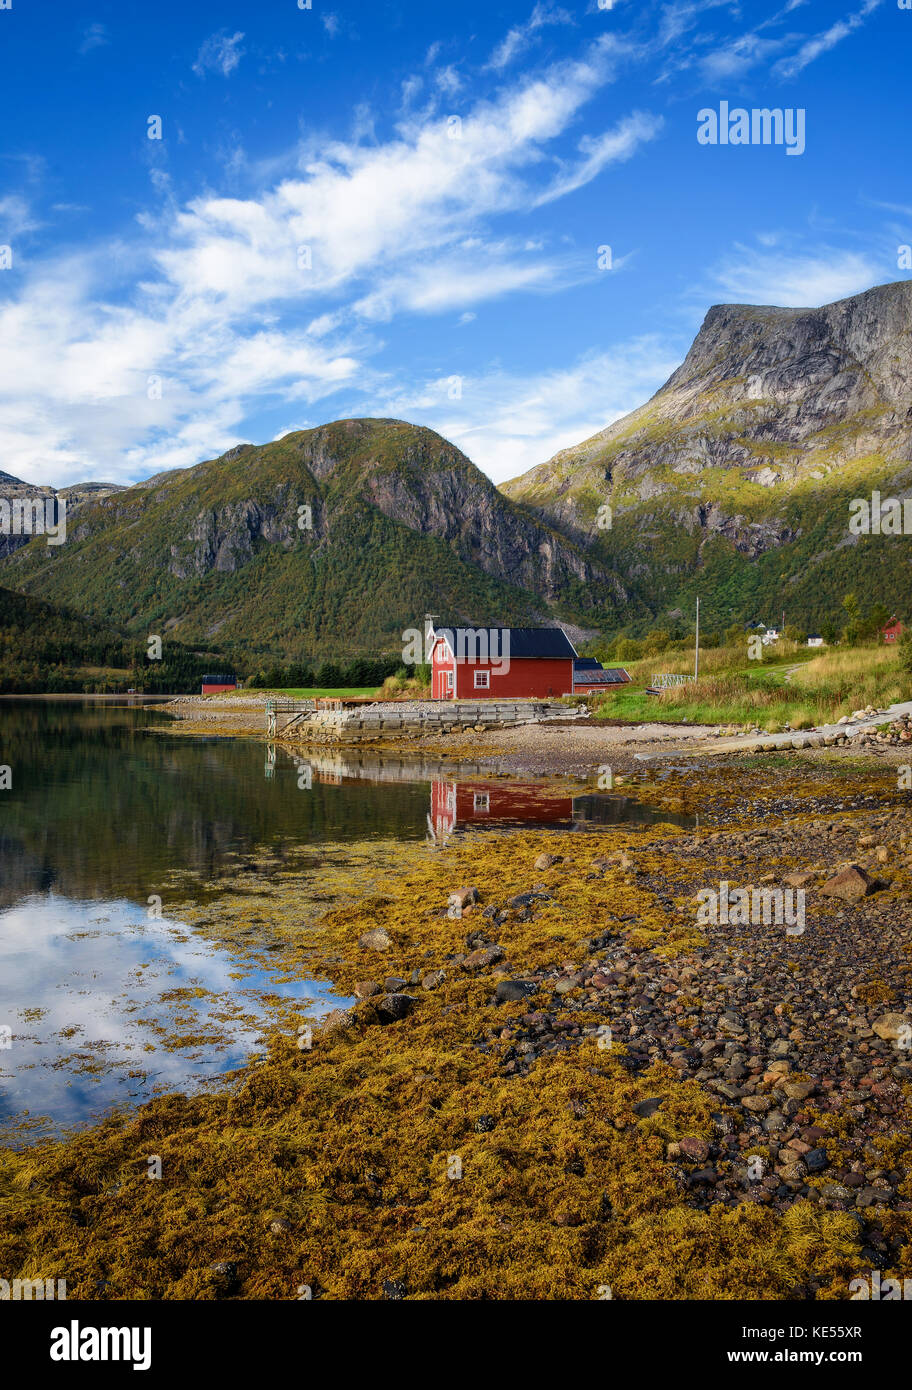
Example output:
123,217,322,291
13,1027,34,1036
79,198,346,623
883,619,904,643
430,626,576,700
429,780,573,839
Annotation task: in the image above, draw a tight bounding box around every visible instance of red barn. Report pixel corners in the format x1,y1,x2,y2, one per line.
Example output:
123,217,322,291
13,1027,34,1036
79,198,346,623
201,673,238,694
430,626,576,700
883,619,904,643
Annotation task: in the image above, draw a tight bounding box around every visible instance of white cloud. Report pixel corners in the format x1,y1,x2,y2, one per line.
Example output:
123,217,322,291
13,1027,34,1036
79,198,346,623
534,111,664,205
709,245,880,307
0,194,41,238
369,338,680,483
78,23,109,55
435,65,463,95
486,3,575,71
773,0,882,79
699,34,784,82
0,35,652,487
193,30,245,79
322,14,340,38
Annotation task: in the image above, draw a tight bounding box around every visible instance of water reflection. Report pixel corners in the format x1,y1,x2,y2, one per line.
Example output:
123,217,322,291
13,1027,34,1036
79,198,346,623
0,894,347,1143
0,703,691,1141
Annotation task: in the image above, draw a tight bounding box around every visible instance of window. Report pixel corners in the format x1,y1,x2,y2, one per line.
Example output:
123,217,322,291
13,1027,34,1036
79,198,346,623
473,793,490,813
474,670,490,689
445,671,454,692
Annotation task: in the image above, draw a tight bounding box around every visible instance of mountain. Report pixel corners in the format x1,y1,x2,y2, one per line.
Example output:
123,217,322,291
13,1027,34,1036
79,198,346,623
0,420,632,661
0,584,234,693
4,282,911,660
502,280,912,632
0,473,124,560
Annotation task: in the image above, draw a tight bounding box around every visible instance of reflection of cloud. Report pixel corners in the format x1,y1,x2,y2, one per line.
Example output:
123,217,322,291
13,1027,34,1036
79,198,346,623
0,894,340,1136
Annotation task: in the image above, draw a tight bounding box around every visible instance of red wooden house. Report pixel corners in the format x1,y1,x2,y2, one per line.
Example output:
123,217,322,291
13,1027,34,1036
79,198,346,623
200,672,238,694
430,625,577,700
883,619,904,643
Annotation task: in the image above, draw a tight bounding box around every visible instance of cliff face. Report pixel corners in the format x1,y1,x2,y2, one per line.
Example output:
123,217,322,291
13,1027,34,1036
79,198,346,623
0,420,630,658
0,473,123,560
501,281,912,628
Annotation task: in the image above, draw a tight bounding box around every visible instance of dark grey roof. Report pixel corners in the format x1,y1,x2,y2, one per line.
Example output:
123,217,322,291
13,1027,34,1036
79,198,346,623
573,667,630,685
574,658,604,671
437,627,577,660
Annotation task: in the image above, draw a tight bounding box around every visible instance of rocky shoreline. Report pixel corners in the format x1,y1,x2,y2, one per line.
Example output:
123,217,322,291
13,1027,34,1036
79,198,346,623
2,759,908,1299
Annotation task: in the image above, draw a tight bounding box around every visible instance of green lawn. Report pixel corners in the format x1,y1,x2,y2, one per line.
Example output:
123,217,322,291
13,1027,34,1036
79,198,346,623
266,687,379,699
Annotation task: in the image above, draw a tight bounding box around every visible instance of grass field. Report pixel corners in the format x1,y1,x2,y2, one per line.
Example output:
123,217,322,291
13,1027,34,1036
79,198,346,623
590,642,909,729
260,687,379,699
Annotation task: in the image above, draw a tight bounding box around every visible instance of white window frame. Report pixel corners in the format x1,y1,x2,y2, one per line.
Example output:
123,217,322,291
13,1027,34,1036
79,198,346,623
445,670,455,693
473,793,490,813
473,669,490,690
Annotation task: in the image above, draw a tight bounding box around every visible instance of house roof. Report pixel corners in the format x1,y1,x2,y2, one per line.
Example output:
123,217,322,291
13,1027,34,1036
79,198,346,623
573,667,631,686
573,658,604,671
435,626,577,660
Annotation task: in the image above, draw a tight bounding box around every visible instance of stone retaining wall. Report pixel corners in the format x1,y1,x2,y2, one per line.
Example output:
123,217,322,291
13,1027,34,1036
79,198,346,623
276,700,586,744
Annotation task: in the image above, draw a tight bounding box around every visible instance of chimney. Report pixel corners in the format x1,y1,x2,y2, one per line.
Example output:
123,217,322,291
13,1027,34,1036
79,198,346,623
424,613,437,661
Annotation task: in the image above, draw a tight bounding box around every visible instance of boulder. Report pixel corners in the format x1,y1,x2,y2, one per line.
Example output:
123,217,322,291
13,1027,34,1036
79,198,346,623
494,979,539,1004
820,865,874,901
449,886,479,910
370,993,419,1024
678,1135,710,1162
358,927,392,950
872,1012,911,1043
353,980,382,998
461,944,506,972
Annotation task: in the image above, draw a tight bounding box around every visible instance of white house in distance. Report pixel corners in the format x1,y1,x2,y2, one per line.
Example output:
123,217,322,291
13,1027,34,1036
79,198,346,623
746,621,781,645
806,634,825,648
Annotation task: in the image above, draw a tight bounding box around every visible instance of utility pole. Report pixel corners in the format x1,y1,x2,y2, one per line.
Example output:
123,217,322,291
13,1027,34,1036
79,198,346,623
695,596,700,680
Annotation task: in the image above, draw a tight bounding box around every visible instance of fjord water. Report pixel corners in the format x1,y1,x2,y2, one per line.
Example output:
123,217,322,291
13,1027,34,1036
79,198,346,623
0,700,687,1142
0,700,431,1141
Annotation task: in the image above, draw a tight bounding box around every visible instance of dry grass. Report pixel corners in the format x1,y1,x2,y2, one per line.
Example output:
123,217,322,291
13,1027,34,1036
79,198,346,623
593,643,910,729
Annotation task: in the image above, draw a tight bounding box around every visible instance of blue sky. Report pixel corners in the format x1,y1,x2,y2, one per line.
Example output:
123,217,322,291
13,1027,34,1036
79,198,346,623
0,0,908,488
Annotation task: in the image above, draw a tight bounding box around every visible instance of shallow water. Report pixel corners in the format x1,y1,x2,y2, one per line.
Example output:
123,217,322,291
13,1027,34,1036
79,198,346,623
0,700,690,1139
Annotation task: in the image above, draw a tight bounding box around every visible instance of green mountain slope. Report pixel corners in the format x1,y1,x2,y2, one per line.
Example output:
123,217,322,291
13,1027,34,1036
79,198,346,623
0,585,228,692
501,280,912,632
0,419,632,660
